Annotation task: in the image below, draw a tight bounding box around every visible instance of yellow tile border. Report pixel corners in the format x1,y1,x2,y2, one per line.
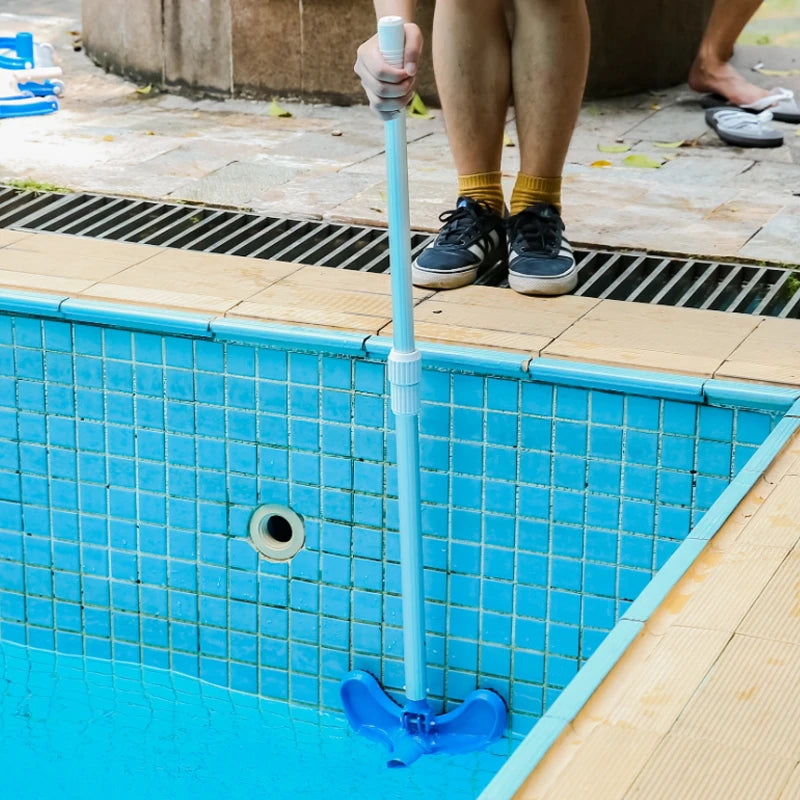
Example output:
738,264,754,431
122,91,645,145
1,230,798,389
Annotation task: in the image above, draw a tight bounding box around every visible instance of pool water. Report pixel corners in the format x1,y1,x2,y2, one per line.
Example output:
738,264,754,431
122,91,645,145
0,639,501,799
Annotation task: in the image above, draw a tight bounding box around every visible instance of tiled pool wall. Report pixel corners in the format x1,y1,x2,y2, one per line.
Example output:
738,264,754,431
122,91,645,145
0,311,785,743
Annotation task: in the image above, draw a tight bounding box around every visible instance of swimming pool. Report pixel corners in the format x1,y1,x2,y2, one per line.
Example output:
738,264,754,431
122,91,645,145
1,292,798,798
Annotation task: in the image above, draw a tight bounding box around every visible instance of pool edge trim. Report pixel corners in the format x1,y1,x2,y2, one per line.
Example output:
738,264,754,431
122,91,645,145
0,291,798,410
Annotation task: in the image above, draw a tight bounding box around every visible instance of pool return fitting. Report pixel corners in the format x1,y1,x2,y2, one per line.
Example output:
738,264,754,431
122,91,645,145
340,17,507,768
248,505,305,562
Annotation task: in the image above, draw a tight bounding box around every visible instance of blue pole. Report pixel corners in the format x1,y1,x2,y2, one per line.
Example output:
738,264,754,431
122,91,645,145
378,16,427,704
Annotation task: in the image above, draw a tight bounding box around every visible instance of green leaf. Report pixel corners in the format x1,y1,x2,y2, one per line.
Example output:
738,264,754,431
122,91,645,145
408,92,432,118
654,140,685,148
135,84,152,95
591,160,612,168
269,100,293,118
623,154,662,169
756,66,800,76
597,143,630,153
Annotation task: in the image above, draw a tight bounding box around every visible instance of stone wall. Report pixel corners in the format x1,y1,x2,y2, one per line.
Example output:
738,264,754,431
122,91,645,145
82,0,714,102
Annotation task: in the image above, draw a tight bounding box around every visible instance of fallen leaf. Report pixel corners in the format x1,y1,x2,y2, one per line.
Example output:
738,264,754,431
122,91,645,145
369,207,384,214
102,135,114,142
145,131,155,136
649,102,661,111
755,66,800,77
331,130,343,137
623,154,662,169
408,92,432,118
269,99,292,117
503,131,515,147
591,160,612,168
379,191,388,202
654,140,684,148
597,143,630,153
586,105,603,116
135,84,152,95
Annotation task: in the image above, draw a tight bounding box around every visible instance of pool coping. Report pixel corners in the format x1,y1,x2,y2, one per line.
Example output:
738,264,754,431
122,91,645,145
1,287,799,798
2,230,800,388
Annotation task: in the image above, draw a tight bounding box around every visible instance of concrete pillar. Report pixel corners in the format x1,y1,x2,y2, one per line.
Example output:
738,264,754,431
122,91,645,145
83,0,716,102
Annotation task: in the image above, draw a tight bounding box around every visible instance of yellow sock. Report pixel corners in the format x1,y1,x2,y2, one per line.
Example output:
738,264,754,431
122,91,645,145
510,174,562,215
457,171,504,216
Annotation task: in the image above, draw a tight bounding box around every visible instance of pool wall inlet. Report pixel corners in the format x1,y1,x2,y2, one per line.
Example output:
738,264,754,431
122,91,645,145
0,291,798,795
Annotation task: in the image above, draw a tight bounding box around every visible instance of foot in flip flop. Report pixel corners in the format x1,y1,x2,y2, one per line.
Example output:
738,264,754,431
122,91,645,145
700,87,800,125
705,107,784,148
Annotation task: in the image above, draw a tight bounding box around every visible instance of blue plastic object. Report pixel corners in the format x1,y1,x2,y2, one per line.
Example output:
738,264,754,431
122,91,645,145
17,79,64,97
340,16,507,767
0,31,62,117
0,33,35,69
341,672,506,767
0,92,58,119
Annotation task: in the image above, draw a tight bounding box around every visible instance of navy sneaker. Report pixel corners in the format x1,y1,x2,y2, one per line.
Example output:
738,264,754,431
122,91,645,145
412,197,506,290
507,203,578,296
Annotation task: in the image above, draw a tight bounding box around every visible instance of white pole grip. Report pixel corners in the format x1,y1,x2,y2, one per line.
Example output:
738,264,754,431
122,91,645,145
378,15,405,70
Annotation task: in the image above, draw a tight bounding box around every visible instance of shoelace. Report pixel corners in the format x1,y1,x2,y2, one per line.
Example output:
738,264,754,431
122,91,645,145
508,204,562,255
437,200,494,246
714,107,775,133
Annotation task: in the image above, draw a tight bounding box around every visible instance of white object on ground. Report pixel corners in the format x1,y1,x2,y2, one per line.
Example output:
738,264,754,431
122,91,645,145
0,66,62,97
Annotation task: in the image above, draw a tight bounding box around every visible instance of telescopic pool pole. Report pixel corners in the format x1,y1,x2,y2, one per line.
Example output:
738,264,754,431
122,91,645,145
340,17,506,768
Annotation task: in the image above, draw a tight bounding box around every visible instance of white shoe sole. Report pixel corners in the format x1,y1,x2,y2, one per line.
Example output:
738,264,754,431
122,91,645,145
411,257,504,290
508,269,578,296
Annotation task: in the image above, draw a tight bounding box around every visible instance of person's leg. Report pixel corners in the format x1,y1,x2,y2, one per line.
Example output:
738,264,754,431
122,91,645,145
411,0,510,290
433,0,510,180
510,0,590,212
504,0,589,295
688,0,768,105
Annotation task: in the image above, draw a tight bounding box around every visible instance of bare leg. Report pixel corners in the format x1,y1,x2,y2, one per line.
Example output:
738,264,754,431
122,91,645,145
688,0,769,105
432,0,511,175
511,0,590,179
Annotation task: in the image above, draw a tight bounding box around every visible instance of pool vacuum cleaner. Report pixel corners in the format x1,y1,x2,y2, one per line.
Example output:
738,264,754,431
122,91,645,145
340,17,507,768
0,32,63,119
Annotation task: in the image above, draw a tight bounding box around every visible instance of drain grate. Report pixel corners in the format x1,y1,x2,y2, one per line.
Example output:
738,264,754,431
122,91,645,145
1,185,798,318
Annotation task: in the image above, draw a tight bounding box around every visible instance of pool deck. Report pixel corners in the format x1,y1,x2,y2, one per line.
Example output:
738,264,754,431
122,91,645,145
2,1,800,266
3,2,800,798
1,229,800,389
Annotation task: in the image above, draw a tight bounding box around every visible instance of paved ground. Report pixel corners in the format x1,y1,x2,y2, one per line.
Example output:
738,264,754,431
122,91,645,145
1,1,800,265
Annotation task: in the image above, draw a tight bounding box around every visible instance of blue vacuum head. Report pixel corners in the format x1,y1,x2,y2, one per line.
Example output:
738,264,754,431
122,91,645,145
341,670,507,768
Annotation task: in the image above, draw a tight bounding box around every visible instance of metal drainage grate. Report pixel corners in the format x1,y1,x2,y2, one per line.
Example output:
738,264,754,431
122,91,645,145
1,185,799,318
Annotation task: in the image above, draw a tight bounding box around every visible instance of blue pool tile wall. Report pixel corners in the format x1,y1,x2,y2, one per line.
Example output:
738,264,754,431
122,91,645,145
0,314,782,742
